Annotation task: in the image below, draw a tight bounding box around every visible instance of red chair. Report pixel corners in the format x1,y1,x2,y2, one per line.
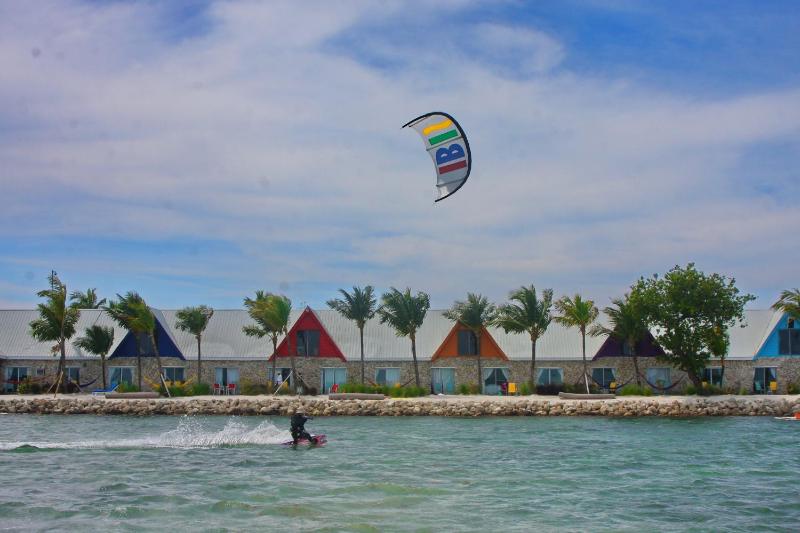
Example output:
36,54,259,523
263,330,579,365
331,383,339,393
227,383,237,396
213,383,222,395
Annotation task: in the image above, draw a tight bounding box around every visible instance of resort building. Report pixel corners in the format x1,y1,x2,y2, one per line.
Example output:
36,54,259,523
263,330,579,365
1,308,799,394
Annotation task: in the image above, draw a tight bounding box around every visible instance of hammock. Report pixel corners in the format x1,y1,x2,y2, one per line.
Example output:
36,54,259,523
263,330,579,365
640,373,686,393
587,372,635,391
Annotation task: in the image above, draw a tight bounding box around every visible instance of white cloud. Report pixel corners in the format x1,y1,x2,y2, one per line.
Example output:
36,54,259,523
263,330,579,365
0,0,798,309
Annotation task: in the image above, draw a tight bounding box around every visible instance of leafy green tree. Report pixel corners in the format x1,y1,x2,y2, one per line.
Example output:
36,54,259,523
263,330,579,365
175,306,214,383
772,289,800,321
555,294,599,393
29,273,80,395
74,325,115,389
378,288,430,387
104,292,169,394
243,292,294,392
494,286,553,387
327,286,377,384
629,263,754,388
589,294,648,386
444,293,497,392
69,288,106,309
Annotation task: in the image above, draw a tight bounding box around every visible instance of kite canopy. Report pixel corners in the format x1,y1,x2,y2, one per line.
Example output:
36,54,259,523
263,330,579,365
403,111,471,202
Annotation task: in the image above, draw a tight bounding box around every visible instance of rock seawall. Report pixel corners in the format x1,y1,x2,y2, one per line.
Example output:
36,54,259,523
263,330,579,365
1,396,799,417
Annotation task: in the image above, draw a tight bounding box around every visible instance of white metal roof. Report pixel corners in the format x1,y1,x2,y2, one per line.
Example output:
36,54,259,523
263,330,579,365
0,310,127,360
0,308,785,362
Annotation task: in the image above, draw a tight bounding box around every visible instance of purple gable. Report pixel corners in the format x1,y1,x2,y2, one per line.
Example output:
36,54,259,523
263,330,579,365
593,333,664,360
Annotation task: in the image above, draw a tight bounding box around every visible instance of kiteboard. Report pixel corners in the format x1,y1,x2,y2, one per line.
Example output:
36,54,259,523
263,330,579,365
282,434,327,447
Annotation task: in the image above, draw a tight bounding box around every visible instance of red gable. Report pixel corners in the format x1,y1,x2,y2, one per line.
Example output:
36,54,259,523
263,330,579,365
270,307,346,361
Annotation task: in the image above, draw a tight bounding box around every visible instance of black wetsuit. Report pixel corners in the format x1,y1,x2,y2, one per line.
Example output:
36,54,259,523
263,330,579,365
290,414,313,444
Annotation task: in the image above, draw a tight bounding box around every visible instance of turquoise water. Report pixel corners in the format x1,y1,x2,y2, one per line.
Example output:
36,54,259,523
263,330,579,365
1,415,798,532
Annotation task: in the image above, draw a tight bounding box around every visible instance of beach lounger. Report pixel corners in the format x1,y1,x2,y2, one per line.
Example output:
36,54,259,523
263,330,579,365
91,384,118,396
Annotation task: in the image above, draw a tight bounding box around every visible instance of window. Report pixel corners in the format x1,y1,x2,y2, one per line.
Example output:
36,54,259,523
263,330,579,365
214,367,240,387
3,367,30,392
321,368,347,393
753,367,777,394
66,367,80,384
620,342,633,356
457,330,478,356
778,328,800,355
431,368,455,394
109,367,134,386
537,368,563,386
296,330,320,356
703,367,723,387
483,368,509,395
376,368,400,386
789,318,796,329
592,367,616,388
646,368,671,389
163,367,185,383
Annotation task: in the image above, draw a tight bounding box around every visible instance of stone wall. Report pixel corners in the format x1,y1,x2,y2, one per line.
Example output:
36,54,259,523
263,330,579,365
4,355,800,393
1,395,798,418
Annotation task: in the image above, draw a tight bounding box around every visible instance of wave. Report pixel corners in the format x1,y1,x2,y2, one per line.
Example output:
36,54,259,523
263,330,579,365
0,417,290,451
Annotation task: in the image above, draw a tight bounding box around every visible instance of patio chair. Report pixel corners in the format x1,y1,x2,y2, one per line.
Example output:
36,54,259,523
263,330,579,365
507,382,518,396
227,383,237,396
213,383,222,395
91,383,118,396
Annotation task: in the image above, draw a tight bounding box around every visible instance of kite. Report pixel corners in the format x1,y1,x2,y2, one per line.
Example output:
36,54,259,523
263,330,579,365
403,111,471,202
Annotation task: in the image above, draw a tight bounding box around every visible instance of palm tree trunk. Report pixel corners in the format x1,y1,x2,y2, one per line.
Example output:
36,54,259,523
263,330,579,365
359,325,365,385
530,335,537,388
134,336,142,391
151,332,170,397
411,333,420,387
101,354,107,389
270,336,278,393
288,332,297,394
631,340,641,386
196,335,202,384
581,327,589,393
53,340,66,397
476,330,483,394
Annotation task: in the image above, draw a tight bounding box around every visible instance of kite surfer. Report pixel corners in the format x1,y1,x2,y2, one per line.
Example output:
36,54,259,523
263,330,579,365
290,410,314,445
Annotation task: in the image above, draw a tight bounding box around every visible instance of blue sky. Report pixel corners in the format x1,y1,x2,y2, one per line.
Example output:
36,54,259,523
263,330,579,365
1,0,799,310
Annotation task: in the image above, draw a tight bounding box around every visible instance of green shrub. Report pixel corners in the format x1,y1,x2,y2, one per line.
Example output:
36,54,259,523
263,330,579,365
117,383,140,393
190,382,211,395
787,382,800,395
240,380,271,395
617,384,653,396
519,382,532,395
17,378,42,394
535,384,564,396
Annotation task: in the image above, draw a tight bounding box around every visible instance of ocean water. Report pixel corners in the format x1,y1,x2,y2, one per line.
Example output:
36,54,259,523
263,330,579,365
0,415,798,532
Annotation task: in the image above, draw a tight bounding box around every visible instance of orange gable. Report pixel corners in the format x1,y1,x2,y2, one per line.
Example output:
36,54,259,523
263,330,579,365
432,323,508,361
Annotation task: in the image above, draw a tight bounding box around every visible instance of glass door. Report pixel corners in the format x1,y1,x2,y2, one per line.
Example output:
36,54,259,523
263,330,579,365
322,368,347,393
431,368,455,394
483,368,509,395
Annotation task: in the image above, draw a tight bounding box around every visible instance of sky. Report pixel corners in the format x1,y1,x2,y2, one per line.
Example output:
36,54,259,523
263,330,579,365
1,0,799,310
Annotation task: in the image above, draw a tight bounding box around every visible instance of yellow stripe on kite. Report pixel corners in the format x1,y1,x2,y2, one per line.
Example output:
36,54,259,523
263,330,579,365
422,118,453,136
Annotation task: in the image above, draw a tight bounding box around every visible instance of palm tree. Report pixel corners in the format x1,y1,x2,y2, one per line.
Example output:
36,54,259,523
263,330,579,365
175,306,214,383
327,286,377,384
494,286,553,388
263,295,294,392
104,292,169,395
589,295,648,386
555,294,599,393
443,293,497,392
772,289,800,321
378,287,430,387
74,325,115,389
69,288,106,309
29,273,80,395
243,292,293,392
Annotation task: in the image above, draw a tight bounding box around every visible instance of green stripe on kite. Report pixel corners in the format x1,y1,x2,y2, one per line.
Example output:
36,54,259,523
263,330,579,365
428,129,458,145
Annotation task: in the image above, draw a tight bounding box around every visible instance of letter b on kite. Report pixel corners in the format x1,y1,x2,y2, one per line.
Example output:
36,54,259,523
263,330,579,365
435,144,465,165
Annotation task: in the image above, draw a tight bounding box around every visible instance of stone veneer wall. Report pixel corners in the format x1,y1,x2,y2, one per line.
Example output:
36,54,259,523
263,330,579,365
4,356,800,393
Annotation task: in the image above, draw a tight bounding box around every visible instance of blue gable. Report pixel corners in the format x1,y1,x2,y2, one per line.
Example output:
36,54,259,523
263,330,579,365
110,318,184,359
756,313,799,358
